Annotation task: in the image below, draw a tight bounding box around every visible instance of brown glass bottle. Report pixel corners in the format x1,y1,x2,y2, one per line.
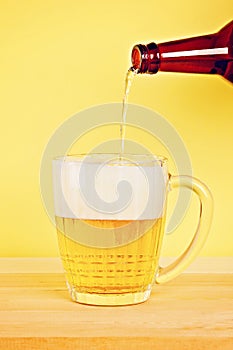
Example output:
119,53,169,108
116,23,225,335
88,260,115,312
131,21,233,83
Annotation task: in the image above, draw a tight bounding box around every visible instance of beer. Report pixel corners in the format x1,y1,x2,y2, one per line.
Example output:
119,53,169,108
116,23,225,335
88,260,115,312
120,68,137,155
56,216,165,304
53,154,168,305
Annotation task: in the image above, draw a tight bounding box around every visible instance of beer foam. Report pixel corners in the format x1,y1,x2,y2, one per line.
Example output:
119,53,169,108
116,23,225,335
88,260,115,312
53,157,168,220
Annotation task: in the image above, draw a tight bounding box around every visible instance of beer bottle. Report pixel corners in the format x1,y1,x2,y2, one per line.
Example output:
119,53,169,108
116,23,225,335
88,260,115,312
131,21,233,83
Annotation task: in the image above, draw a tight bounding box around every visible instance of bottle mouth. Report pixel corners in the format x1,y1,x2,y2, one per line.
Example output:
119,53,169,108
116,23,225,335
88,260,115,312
131,43,160,74
131,46,143,71
131,45,147,72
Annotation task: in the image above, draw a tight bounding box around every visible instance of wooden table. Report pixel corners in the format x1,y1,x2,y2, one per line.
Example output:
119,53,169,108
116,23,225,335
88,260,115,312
0,268,232,349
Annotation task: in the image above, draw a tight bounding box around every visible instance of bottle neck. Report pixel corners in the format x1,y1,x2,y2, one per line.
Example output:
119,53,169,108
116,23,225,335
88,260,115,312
131,43,160,74
131,21,233,81
157,32,229,75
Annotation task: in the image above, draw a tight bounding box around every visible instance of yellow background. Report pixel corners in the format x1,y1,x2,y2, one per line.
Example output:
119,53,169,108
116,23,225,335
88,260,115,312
0,0,232,257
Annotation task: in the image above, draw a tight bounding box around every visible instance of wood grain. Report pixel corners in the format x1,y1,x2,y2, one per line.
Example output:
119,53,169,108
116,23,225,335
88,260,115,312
0,272,232,349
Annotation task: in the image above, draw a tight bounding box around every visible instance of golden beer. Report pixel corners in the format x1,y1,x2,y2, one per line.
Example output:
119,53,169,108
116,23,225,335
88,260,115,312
56,216,165,304
52,153,213,305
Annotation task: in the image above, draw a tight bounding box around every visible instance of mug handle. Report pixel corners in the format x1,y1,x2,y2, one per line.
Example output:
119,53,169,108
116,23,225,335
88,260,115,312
155,175,213,284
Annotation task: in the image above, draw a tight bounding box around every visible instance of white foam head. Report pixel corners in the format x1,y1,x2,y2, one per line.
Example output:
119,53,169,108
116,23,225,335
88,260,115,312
52,154,168,220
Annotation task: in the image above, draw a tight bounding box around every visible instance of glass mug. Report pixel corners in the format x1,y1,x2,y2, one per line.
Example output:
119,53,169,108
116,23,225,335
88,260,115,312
52,153,213,306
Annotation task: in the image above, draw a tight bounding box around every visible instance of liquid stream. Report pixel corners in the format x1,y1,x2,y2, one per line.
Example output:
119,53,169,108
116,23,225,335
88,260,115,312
120,68,137,157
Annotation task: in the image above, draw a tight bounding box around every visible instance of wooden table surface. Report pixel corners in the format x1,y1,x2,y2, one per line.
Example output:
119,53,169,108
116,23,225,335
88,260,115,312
0,271,232,349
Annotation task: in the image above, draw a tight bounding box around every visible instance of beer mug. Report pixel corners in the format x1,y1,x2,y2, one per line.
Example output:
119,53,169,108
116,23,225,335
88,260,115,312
52,153,213,306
